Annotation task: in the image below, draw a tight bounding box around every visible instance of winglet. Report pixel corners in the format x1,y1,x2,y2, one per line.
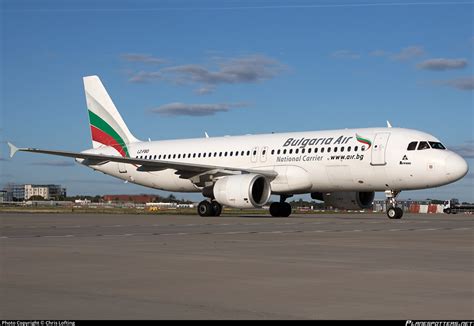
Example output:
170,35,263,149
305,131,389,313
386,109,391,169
205,132,209,138
386,120,392,128
7,142,19,158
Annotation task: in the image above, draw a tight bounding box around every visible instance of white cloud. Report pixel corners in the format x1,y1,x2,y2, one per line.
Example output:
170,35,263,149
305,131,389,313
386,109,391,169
450,141,474,158
417,58,468,71
151,102,248,117
127,54,286,88
434,76,474,91
331,50,361,59
391,46,425,61
121,53,166,65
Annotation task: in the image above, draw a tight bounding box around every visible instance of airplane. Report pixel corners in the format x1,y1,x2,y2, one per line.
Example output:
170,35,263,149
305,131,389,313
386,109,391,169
8,75,469,219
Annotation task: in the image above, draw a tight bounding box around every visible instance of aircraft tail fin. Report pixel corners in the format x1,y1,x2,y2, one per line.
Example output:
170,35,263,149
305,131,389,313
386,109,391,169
83,75,140,157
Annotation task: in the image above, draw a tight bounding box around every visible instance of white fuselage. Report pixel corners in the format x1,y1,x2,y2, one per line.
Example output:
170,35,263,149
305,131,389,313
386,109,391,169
80,127,468,195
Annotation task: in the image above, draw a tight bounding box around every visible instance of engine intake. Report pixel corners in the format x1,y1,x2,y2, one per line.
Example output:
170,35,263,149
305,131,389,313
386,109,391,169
311,191,374,210
212,174,271,208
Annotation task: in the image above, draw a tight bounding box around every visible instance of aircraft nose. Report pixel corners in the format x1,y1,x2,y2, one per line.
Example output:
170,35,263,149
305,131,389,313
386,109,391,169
445,152,468,181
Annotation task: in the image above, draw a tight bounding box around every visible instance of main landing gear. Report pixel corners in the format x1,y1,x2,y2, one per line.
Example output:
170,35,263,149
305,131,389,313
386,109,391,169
269,195,293,217
385,190,403,219
197,200,222,217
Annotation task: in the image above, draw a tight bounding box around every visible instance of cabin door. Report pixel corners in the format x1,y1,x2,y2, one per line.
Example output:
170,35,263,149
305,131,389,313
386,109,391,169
371,132,391,166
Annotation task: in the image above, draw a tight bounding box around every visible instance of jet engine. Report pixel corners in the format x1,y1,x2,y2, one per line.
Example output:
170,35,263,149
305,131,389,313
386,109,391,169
311,191,374,210
212,174,272,208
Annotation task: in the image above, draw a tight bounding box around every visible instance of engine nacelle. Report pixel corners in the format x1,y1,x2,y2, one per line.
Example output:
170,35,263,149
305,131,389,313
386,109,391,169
213,174,272,208
311,191,375,210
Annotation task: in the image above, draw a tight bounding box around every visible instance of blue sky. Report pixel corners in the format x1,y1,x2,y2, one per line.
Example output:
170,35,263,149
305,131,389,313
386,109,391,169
1,0,473,202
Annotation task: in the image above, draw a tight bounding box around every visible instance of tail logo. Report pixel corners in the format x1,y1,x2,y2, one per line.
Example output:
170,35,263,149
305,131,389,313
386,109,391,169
88,110,130,157
356,134,372,150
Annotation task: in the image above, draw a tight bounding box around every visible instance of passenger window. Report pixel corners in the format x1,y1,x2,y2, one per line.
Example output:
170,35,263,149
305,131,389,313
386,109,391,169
193,153,196,158
241,151,245,156
197,153,200,158
295,149,298,154
354,146,358,152
321,148,325,153
341,147,344,152
418,141,430,150
235,151,239,156
289,149,293,154
253,150,257,155
361,146,365,151
277,149,281,155
219,152,223,157
327,148,331,153
308,148,312,154
214,152,217,157
301,148,305,154
334,147,338,153
407,142,418,151
283,149,287,154
230,151,233,156
271,149,275,155
347,146,351,152
247,151,250,156
262,150,266,155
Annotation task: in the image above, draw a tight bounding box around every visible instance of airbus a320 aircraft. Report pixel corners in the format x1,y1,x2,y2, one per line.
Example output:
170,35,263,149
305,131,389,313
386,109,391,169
8,76,468,219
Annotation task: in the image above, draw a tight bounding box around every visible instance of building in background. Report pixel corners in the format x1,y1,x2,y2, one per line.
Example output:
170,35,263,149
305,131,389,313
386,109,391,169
3,183,66,201
0,190,7,202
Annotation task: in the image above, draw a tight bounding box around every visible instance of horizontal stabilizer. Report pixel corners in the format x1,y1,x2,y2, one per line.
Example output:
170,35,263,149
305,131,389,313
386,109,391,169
7,142,19,158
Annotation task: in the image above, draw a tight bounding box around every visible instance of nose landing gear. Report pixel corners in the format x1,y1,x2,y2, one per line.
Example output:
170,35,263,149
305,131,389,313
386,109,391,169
385,190,403,219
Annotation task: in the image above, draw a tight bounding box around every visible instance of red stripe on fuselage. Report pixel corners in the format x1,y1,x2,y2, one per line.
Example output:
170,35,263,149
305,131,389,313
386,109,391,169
90,125,127,157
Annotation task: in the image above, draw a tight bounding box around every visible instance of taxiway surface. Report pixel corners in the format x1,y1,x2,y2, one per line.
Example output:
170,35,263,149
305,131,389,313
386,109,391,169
1,213,473,319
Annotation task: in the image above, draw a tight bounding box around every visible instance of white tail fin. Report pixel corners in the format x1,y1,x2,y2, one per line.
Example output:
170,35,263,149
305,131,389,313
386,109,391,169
83,75,139,157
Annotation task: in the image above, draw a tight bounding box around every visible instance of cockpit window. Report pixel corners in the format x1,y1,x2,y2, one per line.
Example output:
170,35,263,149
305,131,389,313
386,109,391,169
417,141,430,150
429,142,446,150
407,141,418,151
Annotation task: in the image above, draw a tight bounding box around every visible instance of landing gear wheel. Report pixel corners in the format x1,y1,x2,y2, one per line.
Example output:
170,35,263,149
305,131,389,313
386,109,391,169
270,202,281,217
385,190,403,220
269,202,292,217
211,201,222,217
387,206,403,219
281,202,292,217
198,200,213,217
387,207,397,219
394,207,403,219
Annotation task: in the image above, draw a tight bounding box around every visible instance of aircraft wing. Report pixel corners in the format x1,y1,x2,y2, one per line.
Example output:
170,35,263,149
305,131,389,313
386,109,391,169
8,143,278,186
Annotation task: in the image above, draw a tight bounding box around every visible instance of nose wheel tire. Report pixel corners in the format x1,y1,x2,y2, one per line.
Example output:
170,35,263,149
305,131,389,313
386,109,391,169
387,206,403,219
